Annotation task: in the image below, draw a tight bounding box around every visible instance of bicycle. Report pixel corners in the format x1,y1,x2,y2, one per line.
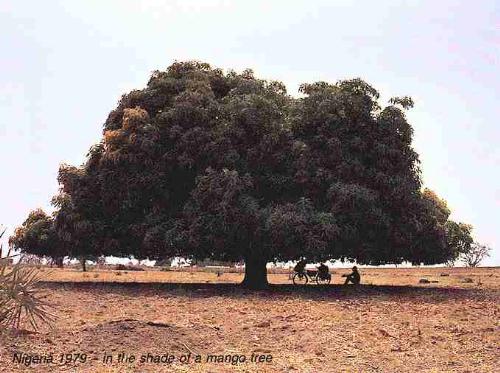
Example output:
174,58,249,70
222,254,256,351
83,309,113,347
292,267,331,285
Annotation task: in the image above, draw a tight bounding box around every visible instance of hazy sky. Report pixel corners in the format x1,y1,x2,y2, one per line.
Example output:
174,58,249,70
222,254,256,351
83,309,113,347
1,0,498,265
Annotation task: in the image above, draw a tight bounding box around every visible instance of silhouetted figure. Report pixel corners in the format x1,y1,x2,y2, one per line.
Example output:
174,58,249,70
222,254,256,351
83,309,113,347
343,266,360,285
318,263,329,277
294,258,307,273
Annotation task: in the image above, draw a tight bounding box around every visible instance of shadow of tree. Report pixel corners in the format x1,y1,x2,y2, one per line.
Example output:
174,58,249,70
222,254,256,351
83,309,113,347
39,281,494,303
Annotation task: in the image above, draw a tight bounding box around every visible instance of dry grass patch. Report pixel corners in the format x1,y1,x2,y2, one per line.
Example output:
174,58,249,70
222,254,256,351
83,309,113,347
0,267,498,372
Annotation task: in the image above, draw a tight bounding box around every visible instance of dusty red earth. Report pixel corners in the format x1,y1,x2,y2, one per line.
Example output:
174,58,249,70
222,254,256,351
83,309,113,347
0,267,499,372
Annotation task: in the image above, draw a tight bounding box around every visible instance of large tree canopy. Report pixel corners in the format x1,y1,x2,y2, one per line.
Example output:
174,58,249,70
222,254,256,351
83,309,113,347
12,61,462,287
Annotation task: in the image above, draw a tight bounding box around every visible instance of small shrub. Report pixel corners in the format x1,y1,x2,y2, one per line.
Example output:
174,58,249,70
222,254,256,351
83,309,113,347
462,277,474,283
1,229,55,330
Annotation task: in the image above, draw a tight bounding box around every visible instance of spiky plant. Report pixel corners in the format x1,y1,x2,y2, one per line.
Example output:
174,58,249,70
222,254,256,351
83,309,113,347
0,228,55,330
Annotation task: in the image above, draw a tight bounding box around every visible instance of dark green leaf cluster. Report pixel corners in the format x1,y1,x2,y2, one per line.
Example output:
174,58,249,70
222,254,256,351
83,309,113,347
12,61,464,278
9,209,64,261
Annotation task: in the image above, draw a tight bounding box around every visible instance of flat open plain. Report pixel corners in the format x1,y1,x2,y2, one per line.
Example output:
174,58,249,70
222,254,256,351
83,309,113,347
1,267,498,372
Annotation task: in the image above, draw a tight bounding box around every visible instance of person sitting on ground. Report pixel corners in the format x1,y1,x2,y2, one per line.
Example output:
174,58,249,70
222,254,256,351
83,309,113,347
294,258,307,273
342,266,360,285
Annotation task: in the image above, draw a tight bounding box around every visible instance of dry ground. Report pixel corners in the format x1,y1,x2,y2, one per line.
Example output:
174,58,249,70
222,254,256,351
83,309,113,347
0,267,498,372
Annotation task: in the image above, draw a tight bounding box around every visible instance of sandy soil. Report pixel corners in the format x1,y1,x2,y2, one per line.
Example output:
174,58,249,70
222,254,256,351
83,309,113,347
0,267,498,372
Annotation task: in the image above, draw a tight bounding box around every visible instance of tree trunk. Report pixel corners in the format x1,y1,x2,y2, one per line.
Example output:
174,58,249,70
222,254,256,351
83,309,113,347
54,257,64,268
242,255,268,289
80,257,87,272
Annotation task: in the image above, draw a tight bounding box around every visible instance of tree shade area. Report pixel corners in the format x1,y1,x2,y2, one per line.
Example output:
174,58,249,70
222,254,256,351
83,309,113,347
10,61,479,288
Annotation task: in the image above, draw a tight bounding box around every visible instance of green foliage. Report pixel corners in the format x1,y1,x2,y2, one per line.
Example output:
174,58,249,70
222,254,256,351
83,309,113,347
51,192,103,268
9,209,66,264
389,96,414,109
407,188,450,265
445,221,473,264
416,190,477,266
9,202,98,271
16,61,464,287
421,189,450,225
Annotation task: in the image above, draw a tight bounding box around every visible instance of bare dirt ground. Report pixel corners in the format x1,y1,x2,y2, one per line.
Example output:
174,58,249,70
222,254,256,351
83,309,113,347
1,267,498,372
